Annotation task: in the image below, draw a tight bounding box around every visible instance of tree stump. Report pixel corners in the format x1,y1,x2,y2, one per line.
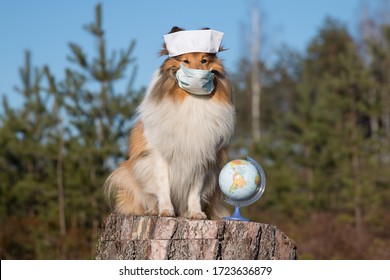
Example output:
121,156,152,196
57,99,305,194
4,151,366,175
96,214,297,260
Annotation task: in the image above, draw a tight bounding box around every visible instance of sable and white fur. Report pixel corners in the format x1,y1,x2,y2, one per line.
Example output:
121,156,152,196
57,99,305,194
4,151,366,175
104,27,235,220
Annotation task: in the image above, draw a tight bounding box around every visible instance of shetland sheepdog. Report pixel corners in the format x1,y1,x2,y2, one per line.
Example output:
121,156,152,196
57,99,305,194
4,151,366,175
104,27,235,219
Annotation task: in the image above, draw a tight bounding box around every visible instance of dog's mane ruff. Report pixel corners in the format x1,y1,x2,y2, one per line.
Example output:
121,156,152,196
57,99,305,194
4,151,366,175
148,64,178,103
139,70,162,100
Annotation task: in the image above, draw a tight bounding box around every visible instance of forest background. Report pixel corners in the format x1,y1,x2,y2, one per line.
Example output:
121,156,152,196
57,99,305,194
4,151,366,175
1,1,390,259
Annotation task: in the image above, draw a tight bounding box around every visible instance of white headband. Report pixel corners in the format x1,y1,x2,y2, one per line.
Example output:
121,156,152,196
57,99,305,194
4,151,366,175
163,29,224,57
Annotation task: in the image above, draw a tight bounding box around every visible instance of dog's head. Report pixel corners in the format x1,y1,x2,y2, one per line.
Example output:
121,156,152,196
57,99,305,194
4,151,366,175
149,26,231,103
160,26,225,72
159,26,225,74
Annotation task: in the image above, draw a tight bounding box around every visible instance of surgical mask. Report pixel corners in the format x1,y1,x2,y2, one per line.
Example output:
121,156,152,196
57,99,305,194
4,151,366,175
176,63,214,95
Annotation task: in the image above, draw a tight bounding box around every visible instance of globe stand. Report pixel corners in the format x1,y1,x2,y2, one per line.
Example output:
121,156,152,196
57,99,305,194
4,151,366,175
220,156,266,222
223,206,250,221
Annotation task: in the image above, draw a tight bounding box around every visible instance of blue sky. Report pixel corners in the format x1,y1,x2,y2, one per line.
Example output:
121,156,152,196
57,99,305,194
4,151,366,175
0,0,369,108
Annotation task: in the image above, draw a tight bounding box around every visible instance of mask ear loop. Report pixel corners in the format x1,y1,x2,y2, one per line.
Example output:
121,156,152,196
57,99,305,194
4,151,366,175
169,61,181,80
209,67,215,78
169,68,178,80
166,57,181,80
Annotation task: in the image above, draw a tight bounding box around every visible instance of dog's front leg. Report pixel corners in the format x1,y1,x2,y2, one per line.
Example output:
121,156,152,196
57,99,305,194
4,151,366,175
186,175,207,220
153,151,175,217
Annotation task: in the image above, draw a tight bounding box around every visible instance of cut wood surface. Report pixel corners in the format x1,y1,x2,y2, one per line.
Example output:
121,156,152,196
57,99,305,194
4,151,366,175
96,214,297,260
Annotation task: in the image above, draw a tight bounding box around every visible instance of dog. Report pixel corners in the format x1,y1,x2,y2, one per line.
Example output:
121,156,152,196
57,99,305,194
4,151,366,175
104,27,235,219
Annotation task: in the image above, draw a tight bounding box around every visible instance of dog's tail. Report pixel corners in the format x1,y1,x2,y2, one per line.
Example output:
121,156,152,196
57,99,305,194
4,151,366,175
205,191,230,220
103,161,146,215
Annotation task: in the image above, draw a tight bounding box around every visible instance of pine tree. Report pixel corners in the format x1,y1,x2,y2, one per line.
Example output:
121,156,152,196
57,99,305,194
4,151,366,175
284,18,375,258
236,17,390,259
0,3,142,259
43,3,142,258
0,50,61,258
362,23,390,252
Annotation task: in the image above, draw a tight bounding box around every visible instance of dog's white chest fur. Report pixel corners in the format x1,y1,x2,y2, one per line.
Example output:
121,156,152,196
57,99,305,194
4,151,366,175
140,94,234,166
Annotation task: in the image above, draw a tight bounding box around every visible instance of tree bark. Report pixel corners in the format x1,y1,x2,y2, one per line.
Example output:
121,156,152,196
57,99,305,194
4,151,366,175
96,214,297,260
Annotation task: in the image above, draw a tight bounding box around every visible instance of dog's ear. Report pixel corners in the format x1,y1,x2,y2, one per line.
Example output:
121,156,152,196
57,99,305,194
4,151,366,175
169,26,184,33
159,26,185,56
218,45,227,52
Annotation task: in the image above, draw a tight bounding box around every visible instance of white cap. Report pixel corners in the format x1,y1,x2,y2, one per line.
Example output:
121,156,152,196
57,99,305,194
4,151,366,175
163,29,224,57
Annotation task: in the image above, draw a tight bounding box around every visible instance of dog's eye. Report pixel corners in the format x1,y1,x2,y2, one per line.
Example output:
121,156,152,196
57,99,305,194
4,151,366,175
201,58,208,64
183,59,190,64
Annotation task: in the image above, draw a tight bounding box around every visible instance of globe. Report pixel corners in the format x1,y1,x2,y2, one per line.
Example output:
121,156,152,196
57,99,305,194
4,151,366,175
218,157,266,221
219,159,260,201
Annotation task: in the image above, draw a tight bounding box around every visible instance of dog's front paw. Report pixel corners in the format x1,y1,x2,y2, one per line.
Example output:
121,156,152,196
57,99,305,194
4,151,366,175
159,208,175,217
145,209,159,216
187,211,207,220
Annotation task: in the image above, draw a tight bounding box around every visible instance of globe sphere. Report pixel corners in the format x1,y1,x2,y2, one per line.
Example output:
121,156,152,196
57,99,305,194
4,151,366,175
219,159,261,201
